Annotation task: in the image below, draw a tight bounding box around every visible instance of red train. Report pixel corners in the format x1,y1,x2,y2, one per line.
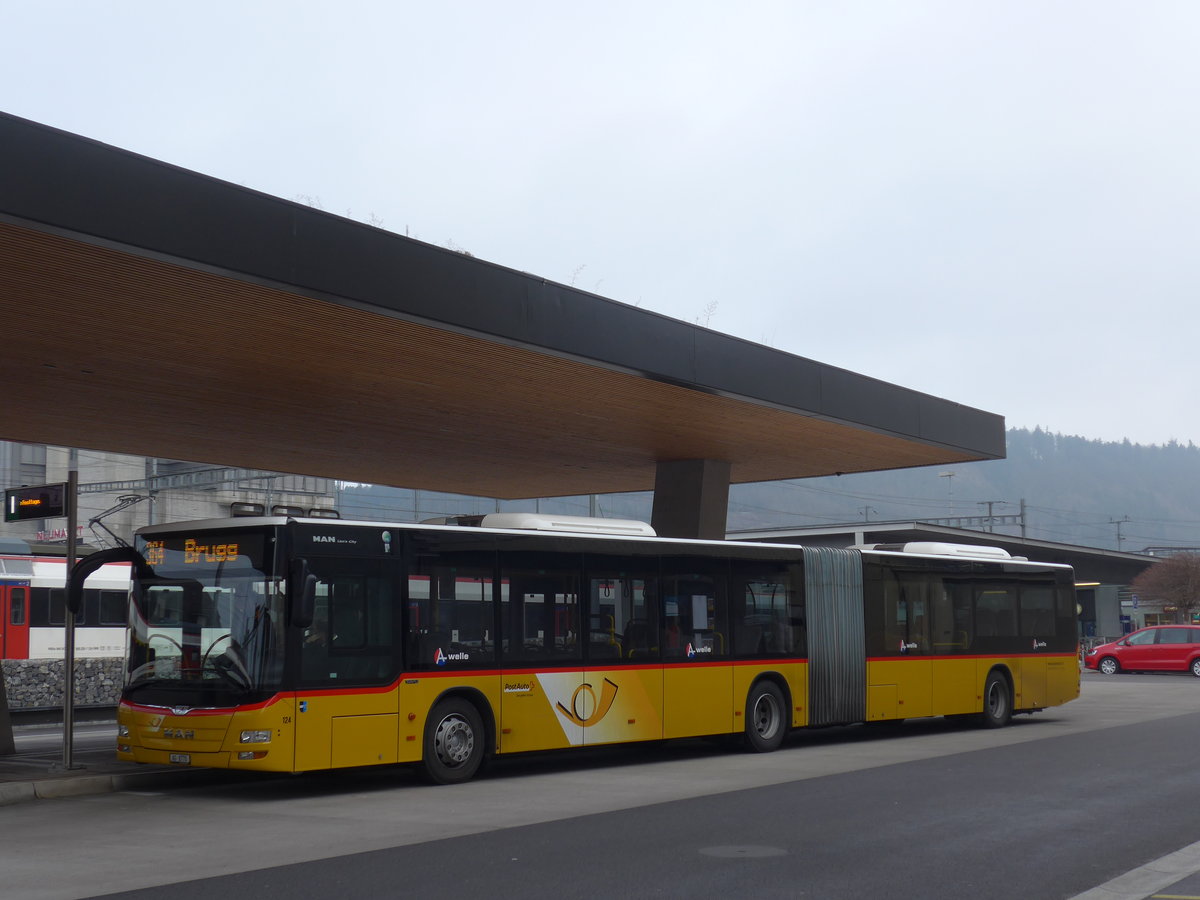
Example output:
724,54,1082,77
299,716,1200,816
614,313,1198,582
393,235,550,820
0,549,130,660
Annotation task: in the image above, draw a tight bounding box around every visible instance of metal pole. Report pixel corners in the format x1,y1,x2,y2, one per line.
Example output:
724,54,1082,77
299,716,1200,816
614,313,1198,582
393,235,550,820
145,457,156,526
62,462,79,769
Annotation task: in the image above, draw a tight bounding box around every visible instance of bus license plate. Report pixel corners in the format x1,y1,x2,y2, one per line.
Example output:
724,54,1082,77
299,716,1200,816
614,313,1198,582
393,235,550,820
169,753,191,765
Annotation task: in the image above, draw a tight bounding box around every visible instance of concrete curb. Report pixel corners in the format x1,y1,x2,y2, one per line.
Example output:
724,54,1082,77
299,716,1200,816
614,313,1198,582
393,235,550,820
0,781,36,805
0,766,236,807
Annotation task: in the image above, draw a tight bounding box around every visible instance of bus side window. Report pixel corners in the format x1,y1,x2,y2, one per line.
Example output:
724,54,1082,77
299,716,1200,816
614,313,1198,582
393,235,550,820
404,538,497,671
879,568,905,653
405,564,495,669
661,568,727,659
898,574,939,654
499,552,581,664
1020,584,1056,635
977,587,1018,638
585,565,659,662
947,581,973,650
730,561,799,657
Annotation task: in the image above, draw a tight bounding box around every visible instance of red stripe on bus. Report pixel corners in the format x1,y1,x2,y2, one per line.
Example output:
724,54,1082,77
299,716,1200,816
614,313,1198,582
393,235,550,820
866,652,1078,662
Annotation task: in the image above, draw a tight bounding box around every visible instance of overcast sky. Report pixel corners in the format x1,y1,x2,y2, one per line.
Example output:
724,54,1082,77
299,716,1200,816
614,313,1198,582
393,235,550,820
5,2,1198,446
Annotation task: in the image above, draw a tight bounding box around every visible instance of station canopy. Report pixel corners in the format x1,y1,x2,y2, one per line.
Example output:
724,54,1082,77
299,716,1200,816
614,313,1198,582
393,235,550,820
0,113,1005,501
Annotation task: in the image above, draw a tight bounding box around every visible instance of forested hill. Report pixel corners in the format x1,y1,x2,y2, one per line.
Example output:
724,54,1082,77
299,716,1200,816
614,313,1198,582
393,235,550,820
726,428,1200,552
338,428,1200,553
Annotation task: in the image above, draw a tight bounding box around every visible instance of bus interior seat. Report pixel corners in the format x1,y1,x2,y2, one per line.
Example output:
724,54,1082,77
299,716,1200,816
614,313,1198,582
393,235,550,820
995,611,1015,635
735,624,763,655
588,633,622,658
976,611,996,637
622,619,653,658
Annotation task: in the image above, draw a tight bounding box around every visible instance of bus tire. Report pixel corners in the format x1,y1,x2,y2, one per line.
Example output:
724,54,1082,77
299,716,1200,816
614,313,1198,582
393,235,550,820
744,681,787,752
421,697,485,784
980,671,1012,729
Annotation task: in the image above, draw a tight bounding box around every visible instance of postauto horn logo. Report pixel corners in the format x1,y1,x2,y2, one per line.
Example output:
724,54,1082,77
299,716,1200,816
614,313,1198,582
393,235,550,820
556,678,619,728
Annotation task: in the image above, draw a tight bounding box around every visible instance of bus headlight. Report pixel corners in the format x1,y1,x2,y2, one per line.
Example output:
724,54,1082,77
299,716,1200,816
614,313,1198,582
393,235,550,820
118,724,130,737
239,730,272,743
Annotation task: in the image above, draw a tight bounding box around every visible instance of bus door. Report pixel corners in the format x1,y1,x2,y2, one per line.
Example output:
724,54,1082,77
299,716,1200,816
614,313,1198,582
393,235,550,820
295,558,399,770
929,581,976,715
661,565,732,739
580,569,662,746
498,556,584,753
1016,585,1057,708
1,584,30,659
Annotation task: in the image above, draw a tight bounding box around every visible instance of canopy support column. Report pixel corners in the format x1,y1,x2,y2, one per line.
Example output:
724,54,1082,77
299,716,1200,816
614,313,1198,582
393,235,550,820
651,459,731,540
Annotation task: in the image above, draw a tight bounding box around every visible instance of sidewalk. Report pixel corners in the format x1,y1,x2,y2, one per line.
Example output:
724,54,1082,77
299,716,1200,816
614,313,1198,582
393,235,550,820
0,716,223,807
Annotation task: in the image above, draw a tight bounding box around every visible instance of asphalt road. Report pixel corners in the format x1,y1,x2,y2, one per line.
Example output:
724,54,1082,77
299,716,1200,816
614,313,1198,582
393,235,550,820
5,671,1200,900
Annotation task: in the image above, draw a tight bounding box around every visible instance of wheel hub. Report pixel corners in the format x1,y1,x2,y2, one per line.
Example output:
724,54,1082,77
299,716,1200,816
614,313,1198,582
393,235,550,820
435,715,474,766
754,694,779,739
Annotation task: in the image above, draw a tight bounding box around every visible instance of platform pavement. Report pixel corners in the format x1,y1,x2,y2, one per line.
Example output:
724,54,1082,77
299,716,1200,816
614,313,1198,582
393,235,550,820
0,714,238,807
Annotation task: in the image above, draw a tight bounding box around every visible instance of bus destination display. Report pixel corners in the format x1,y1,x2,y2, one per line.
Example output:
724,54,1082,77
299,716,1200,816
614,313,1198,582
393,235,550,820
143,538,240,566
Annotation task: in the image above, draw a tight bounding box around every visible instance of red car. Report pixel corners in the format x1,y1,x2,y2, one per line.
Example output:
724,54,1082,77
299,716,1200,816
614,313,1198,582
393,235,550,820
1085,625,1200,676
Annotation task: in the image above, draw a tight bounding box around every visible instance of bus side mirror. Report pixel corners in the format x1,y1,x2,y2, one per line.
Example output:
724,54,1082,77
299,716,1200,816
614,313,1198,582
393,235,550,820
291,561,317,629
67,546,152,615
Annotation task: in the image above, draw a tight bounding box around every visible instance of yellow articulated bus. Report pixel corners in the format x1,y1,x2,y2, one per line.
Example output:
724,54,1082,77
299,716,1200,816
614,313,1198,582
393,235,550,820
82,514,1078,784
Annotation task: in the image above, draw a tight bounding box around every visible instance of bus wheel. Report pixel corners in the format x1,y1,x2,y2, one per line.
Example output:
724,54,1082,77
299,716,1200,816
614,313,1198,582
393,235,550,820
421,698,484,784
744,681,787,752
980,671,1012,729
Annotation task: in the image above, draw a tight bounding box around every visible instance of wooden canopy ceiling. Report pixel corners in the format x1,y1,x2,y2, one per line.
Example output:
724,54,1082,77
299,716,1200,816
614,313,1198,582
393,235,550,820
0,114,1005,500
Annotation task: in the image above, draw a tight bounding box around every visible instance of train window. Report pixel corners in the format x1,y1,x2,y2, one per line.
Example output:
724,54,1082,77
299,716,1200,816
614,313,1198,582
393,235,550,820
48,588,66,625
10,588,25,625
99,590,126,625
75,590,88,625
